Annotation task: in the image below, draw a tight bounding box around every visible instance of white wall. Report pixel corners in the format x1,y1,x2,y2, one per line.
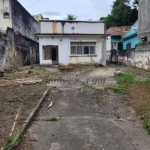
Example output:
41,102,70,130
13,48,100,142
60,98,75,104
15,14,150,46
39,36,106,66
0,0,12,32
40,21,105,34
106,36,111,61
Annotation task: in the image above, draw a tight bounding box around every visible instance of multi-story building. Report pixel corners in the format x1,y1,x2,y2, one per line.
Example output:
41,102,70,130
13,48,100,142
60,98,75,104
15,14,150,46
0,0,39,70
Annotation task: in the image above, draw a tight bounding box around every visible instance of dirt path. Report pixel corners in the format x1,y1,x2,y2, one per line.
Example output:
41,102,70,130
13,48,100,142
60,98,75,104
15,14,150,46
26,67,150,150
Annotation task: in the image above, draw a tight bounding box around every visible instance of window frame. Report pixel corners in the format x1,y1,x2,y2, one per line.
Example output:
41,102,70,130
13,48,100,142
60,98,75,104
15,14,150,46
3,12,10,19
70,41,96,56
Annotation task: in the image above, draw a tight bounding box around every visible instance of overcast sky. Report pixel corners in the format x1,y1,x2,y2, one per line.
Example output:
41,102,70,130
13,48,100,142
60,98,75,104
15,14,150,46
18,0,115,20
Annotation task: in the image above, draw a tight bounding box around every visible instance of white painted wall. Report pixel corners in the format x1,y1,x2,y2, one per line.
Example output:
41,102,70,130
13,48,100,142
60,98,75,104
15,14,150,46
106,36,111,61
40,21,105,34
0,0,12,32
39,36,106,66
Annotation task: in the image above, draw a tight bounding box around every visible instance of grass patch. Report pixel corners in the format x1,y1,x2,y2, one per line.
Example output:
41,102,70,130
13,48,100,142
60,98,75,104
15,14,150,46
144,121,150,134
7,95,21,102
32,69,46,75
44,117,57,121
105,74,136,94
105,86,127,94
4,136,13,149
0,85,3,92
11,132,23,148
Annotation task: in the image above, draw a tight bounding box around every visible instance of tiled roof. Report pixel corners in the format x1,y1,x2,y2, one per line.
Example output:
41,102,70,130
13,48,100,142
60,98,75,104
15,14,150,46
106,26,131,36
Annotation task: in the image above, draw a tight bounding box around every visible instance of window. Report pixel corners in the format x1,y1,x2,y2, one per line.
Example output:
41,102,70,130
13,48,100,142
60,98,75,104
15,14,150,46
4,12,10,19
84,46,89,54
77,46,82,54
126,42,131,50
71,46,76,54
70,42,96,55
90,46,95,54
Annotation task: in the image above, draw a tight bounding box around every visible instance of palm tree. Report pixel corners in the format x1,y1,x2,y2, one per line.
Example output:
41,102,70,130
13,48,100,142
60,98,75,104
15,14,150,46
65,14,77,20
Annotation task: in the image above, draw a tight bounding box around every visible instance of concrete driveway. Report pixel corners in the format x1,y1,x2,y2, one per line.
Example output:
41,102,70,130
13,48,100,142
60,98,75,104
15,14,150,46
28,67,150,150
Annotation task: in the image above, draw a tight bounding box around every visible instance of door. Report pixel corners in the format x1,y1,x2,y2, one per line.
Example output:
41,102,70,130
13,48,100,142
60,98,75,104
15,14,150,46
52,48,57,61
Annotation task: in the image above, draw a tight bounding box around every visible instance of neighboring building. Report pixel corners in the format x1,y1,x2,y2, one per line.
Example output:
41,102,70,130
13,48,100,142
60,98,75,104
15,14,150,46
106,26,130,51
0,0,39,70
37,20,108,66
33,14,44,21
122,21,139,50
106,26,130,61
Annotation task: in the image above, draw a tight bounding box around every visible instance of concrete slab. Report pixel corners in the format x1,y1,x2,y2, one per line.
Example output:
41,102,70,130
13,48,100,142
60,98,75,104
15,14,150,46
29,89,150,150
28,68,150,150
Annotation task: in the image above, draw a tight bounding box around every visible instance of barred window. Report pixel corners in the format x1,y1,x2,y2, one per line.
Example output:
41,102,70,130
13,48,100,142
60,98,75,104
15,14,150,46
70,42,96,55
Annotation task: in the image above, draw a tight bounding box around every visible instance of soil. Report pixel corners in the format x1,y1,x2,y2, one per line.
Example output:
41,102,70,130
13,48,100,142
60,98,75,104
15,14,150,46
0,83,46,148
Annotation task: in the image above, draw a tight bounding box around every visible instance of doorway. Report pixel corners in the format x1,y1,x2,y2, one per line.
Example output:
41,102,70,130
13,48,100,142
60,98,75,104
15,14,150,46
42,45,59,65
51,46,58,65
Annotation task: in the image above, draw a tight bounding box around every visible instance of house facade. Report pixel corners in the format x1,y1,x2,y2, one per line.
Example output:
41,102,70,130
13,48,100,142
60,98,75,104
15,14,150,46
0,0,39,70
122,21,139,50
37,20,108,66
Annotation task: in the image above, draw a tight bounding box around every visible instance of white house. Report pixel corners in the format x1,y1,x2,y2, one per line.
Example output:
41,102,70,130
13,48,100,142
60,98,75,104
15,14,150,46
36,20,109,66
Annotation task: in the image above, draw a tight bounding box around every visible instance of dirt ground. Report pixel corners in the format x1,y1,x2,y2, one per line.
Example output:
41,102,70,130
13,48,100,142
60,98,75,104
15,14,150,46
1,64,150,150
0,65,63,149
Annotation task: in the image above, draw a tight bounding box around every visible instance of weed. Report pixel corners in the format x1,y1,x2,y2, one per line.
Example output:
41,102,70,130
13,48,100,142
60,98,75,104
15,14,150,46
11,132,23,147
96,96,103,104
144,120,150,134
105,74,135,94
0,85,3,92
115,74,134,85
105,86,127,94
8,95,21,102
4,136,13,149
32,69,46,75
30,90,37,96
44,117,57,121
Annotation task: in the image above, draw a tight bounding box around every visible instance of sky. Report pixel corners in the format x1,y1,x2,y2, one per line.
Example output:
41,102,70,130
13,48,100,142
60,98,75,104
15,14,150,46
18,0,115,20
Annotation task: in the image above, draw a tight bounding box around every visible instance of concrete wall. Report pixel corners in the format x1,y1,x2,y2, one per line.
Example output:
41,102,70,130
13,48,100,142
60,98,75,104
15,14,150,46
138,0,150,42
39,36,106,66
40,21,105,34
118,50,150,70
0,0,12,32
0,28,39,70
11,0,39,42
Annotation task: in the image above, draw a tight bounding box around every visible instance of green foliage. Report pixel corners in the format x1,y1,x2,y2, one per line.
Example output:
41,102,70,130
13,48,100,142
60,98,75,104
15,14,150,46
105,86,127,94
8,95,21,102
144,121,150,134
105,74,135,94
32,69,45,75
0,85,3,92
116,74,134,85
4,136,13,149
65,14,77,20
11,133,23,147
44,117,57,121
100,0,138,28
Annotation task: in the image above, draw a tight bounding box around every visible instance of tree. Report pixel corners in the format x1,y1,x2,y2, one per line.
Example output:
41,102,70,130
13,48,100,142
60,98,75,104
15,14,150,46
133,0,138,8
65,14,77,20
100,0,138,29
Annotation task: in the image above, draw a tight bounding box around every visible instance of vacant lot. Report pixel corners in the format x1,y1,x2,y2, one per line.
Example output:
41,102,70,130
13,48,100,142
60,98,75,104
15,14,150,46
1,64,150,150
